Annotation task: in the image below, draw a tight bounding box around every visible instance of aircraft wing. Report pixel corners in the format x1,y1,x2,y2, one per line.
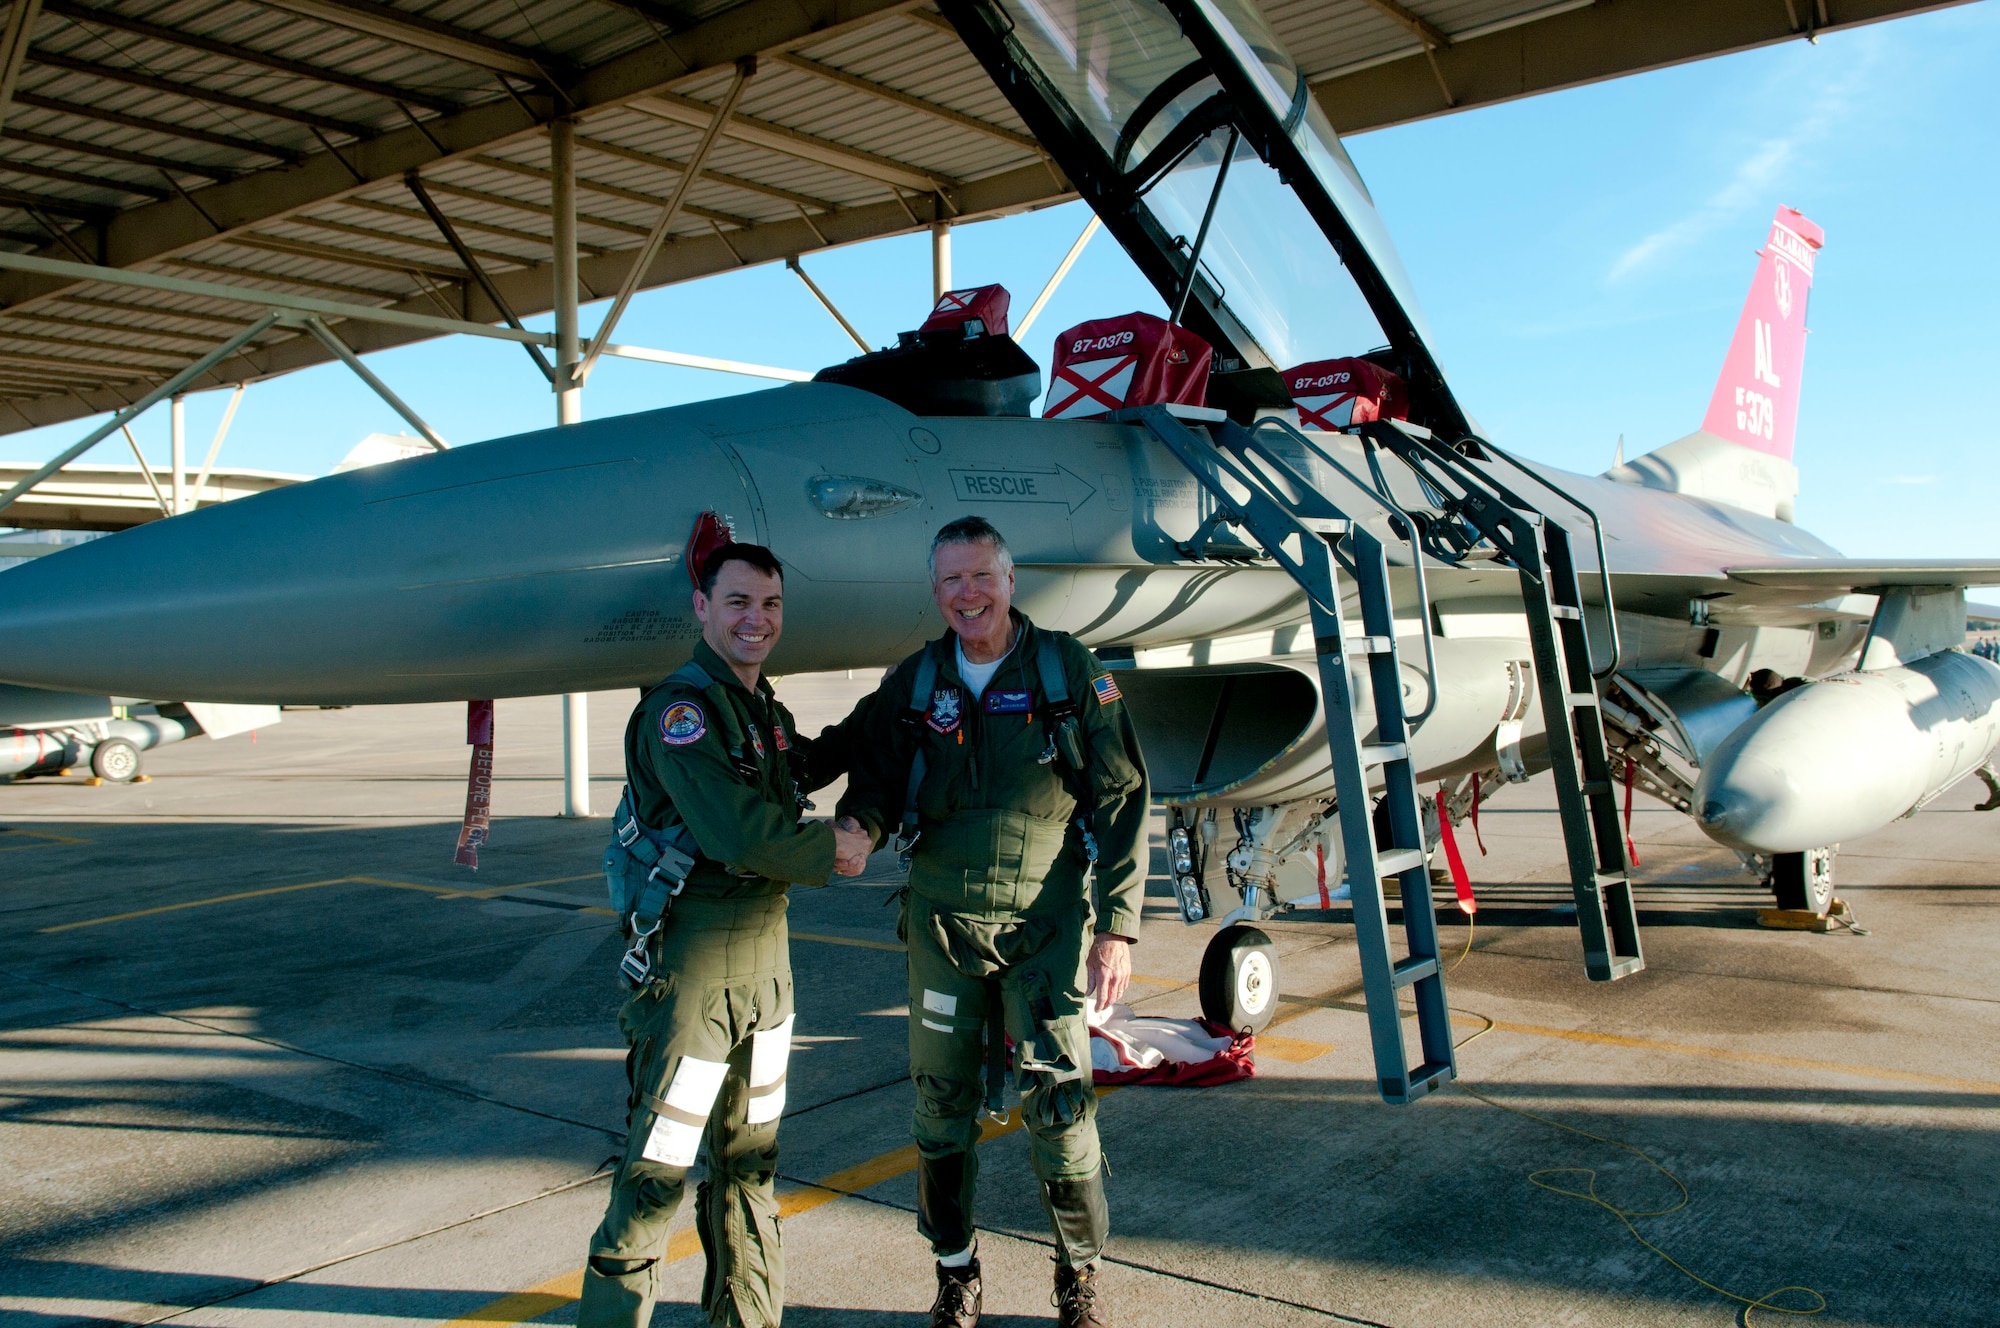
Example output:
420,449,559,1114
1724,559,2000,592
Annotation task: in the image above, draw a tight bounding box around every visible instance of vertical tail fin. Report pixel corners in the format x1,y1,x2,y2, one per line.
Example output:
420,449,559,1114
1699,206,1824,459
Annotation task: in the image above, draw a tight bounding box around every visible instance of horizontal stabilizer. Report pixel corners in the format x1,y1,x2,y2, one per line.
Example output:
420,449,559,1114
1726,559,2000,592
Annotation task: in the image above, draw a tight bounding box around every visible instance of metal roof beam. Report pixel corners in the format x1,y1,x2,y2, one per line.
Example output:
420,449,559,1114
634,89,952,192
0,326,190,362
4,126,235,181
39,0,463,115
0,0,918,315
156,254,410,300
1311,0,1962,134
0,248,556,343
467,151,763,231
770,52,1039,153
13,90,303,162
28,50,382,138
243,0,572,81
328,197,573,259
419,173,648,237
0,154,171,198
53,294,250,330
0,307,227,345
227,231,472,281
288,206,536,267
1352,0,1451,51
567,135,836,212
0,181,103,218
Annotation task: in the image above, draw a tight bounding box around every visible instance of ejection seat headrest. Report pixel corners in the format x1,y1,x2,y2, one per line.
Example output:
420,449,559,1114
920,285,1012,339
1282,357,1408,431
1043,312,1212,420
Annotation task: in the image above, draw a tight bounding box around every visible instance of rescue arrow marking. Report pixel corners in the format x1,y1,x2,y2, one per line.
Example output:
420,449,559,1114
948,463,1097,513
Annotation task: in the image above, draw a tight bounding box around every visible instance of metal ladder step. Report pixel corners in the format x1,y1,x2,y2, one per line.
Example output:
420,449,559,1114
1361,742,1408,767
1376,848,1427,876
1391,955,1438,987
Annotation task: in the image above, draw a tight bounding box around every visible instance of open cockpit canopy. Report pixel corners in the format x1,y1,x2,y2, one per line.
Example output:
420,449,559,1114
941,0,1468,437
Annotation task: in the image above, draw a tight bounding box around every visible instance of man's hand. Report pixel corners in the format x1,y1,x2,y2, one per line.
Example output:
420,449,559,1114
832,819,871,877
1086,932,1133,1008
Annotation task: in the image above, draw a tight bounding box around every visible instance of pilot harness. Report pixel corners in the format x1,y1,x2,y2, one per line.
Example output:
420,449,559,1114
893,631,1101,869
602,658,715,989
894,632,1102,1120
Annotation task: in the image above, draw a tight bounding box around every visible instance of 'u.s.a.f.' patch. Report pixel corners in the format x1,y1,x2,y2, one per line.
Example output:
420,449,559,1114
661,701,707,746
1092,674,1123,705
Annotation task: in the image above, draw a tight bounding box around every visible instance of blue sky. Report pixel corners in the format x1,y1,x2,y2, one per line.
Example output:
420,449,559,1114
13,1,1997,558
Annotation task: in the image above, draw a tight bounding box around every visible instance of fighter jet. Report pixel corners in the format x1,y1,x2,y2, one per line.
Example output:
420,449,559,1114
2,0,1995,1099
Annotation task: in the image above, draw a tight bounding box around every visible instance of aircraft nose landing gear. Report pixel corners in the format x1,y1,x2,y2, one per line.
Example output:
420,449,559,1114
1199,924,1278,1034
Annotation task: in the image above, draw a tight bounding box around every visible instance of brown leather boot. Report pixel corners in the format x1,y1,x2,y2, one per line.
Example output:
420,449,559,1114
1052,1260,1107,1327
929,1257,981,1328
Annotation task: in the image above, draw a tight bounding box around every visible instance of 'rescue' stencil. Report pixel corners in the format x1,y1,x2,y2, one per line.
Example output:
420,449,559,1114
661,701,707,746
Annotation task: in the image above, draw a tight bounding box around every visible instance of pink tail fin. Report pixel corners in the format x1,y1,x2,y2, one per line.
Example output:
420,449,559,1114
1699,207,1824,459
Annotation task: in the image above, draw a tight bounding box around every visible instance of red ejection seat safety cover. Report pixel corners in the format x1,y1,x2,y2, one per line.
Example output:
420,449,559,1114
920,284,1012,338
1284,357,1408,431
1044,312,1212,419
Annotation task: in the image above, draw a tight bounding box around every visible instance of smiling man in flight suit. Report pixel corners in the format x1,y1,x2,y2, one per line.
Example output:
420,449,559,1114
836,516,1149,1328
581,542,872,1328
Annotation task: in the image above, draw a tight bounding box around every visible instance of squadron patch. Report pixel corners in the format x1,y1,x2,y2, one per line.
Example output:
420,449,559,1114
661,701,707,746
773,723,790,752
747,725,766,759
985,689,1033,715
1092,674,1123,705
927,688,963,734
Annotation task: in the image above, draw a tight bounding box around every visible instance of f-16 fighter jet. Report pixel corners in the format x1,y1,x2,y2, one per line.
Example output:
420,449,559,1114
2,0,1994,1103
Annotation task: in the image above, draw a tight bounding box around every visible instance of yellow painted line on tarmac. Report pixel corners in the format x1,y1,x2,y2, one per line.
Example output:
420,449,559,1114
1486,1019,2000,1095
1255,1034,1334,1063
436,874,602,900
0,827,91,853
437,1097,1115,1326
37,877,359,933
791,931,903,953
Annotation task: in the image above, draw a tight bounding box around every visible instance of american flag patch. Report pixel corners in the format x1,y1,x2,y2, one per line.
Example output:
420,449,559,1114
1092,674,1122,705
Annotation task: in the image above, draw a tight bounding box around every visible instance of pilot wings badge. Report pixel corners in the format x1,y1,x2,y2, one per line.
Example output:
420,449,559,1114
927,688,963,734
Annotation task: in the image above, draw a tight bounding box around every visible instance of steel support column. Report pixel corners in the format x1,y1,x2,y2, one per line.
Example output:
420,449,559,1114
931,216,951,301
170,394,185,514
552,117,590,818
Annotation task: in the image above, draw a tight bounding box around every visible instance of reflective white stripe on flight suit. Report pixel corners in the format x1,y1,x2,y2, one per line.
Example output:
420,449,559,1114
745,1015,794,1125
641,1055,729,1168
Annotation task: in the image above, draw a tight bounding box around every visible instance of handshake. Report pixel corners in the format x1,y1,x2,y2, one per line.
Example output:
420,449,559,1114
831,814,872,877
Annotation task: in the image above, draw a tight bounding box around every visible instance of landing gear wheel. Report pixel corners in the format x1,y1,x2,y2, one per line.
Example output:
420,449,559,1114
90,739,140,783
1199,924,1278,1034
1770,847,1834,914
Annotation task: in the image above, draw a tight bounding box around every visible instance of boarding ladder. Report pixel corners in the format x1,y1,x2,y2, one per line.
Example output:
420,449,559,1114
1115,404,1455,1104
1355,418,1643,983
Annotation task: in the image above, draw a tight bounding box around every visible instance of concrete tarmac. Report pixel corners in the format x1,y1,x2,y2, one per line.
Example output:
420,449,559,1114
2,678,1996,1327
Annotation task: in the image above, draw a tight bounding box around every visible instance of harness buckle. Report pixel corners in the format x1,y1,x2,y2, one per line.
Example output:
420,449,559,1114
892,828,922,871
618,919,662,989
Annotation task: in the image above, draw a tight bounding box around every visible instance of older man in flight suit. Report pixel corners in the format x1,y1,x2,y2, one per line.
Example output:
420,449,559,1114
581,541,871,1328
838,516,1149,1328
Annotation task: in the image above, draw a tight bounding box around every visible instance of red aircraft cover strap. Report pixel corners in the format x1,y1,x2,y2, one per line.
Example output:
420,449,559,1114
455,699,495,869
1435,786,1476,915
1622,758,1641,867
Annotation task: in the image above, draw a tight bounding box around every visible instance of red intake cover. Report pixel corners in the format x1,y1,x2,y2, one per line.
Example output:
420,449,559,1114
1283,358,1407,431
919,284,1011,338
684,510,736,591
1043,313,1212,419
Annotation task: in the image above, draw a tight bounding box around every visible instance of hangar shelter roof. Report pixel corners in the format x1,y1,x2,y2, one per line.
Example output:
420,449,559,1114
0,0,1964,440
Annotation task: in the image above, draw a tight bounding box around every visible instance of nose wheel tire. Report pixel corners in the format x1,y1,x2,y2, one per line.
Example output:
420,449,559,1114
89,739,141,783
1770,847,1835,914
1199,924,1279,1034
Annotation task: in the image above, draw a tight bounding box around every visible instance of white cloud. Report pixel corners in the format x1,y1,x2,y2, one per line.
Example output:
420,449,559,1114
1605,39,1883,285
1887,475,1936,485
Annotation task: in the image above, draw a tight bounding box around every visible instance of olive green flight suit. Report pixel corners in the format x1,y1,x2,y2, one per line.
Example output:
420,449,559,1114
580,639,835,1328
838,613,1149,1267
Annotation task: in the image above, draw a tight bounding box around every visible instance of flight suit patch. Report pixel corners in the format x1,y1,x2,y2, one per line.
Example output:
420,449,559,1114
773,723,790,751
1092,674,1123,705
661,701,707,745
748,725,766,759
927,688,963,734
985,689,1033,715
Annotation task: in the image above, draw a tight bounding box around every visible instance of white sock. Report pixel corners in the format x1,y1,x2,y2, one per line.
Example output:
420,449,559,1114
937,1242,976,1268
